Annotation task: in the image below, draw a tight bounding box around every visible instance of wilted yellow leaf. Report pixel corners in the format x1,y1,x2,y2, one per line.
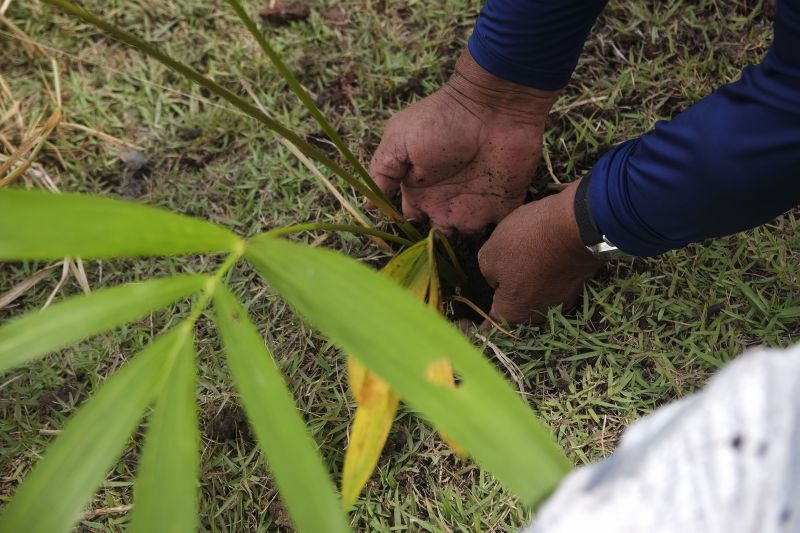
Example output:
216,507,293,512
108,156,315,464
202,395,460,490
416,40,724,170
347,356,390,407
340,377,399,507
342,234,466,507
422,236,466,456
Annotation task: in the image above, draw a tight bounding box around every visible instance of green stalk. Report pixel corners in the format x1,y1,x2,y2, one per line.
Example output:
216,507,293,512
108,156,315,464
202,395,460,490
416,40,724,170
224,0,387,202
263,223,413,247
186,252,244,325
41,0,413,234
151,252,242,390
224,0,421,242
433,229,466,282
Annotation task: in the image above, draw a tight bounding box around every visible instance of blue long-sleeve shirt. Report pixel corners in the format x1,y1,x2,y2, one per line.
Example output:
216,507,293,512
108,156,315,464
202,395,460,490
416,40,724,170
468,0,800,256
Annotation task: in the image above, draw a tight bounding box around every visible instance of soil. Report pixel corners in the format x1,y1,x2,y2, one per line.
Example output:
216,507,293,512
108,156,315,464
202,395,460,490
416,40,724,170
97,150,150,198
267,499,293,528
444,228,495,322
379,76,426,106
315,70,358,112
410,219,494,323
258,0,310,26
177,127,203,141
202,402,252,442
321,4,349,27
37,383,82,412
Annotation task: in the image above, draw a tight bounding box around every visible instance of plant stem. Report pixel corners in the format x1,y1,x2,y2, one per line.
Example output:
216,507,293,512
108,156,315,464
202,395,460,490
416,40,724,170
433,230,466,282
224,0,388,202
265,223,413,247
224,0,421,242
186,252,243,326
41,0,418,237
154,252,244,389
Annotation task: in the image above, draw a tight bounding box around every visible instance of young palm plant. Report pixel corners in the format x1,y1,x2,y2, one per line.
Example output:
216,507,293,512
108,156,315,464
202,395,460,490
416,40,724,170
341,231,467,507
0,1,572,530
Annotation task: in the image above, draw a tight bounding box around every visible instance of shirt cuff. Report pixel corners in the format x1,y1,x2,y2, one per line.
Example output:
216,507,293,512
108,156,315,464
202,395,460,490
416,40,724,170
588,140,676,257
467,31,573,91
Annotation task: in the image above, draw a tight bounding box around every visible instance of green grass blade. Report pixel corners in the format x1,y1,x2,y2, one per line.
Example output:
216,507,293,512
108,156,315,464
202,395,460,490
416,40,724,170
0,327,190,533
245,236,571,506
223,0,388,203
0,188,241,259
129,333,199,533
0,274,207,374
213,285,350,533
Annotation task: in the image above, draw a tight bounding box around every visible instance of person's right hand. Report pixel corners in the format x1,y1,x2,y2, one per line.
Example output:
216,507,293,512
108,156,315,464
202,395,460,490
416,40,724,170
477,180,603,325
368,50,561,234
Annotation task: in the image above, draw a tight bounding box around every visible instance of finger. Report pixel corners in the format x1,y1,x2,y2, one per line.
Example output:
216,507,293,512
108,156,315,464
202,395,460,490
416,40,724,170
366,129,409,208
401,187,425,221
477,242,498,290
488,286,532,326
407,188,455,234
457,318,479,335
428,195,507,235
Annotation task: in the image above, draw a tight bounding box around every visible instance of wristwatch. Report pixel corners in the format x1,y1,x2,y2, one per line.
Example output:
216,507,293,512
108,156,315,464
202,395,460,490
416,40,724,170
573,176,629,261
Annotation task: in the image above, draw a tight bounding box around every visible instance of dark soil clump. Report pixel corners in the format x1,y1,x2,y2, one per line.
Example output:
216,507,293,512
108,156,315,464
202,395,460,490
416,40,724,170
258,0,310,26
410,219,494,323
379,76,426,105
38,384,82,412
444,227,494,322
315,70,358,111
202,402,252,442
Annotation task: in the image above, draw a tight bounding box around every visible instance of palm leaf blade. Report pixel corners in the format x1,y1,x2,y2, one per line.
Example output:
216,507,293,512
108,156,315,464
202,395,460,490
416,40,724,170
246,236,570,506
129,334,199,533
0,188,241,259
0,274,208,374
213,286,350,532
0,327,190,533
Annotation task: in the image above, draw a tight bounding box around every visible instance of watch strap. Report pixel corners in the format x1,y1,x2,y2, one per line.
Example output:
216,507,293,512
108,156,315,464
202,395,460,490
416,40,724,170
573,175,603,246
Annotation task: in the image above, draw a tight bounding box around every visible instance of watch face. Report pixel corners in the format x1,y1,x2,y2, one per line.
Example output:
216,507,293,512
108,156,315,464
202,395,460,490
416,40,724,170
588,238,629,261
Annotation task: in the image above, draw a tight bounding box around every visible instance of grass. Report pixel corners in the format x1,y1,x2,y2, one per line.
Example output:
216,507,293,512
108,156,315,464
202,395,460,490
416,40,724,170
1,0,798,530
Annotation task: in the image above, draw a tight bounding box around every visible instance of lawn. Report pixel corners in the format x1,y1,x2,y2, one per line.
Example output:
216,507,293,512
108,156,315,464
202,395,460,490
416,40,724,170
1,0,798,531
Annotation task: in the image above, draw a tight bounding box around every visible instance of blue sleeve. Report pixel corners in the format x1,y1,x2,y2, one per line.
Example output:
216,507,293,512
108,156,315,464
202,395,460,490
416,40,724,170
588,0,800,257
468,0,609,90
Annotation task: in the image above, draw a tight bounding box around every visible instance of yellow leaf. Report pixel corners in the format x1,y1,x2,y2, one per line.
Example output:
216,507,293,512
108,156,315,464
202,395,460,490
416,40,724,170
425,358,467,458
346,356,368,405
347,356,391,408
340,384,400,507
382,241,430,298
426,235,441,312
424,232,467,457
342,234,466,506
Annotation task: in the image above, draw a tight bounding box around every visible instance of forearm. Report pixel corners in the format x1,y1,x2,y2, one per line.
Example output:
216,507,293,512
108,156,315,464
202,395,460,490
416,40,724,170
588,0,800,257
468,0,608,90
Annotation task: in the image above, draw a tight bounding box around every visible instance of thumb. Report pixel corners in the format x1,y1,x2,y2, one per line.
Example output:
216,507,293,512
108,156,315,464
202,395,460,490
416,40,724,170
486,285,530,327
366,127,409,208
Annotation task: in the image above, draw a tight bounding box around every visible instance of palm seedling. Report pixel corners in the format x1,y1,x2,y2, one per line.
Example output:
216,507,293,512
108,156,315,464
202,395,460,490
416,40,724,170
0,2,571,530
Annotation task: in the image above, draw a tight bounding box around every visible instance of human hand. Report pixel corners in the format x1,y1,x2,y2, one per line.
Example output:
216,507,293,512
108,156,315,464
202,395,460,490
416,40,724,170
477,180,603,325
368,50,560,234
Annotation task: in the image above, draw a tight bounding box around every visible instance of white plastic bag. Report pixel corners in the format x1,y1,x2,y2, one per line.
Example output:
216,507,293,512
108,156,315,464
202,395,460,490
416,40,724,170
526,344,800,533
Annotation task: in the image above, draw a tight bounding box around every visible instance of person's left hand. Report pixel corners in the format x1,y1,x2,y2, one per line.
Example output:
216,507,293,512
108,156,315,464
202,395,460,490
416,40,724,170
477,180,603,325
